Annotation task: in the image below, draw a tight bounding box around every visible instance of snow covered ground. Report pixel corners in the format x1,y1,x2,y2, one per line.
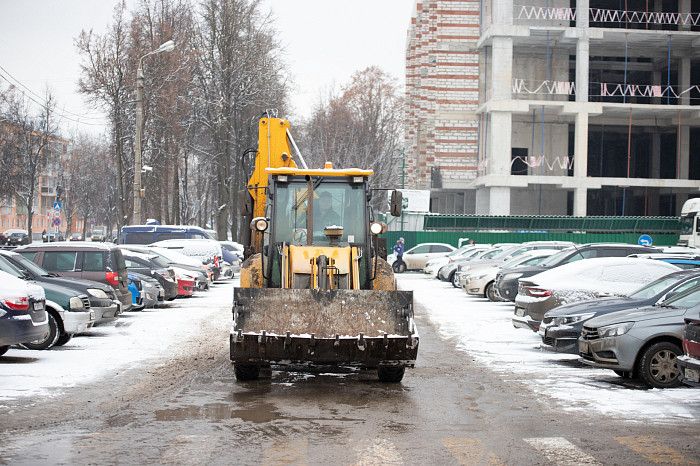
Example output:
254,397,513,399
0,280,234,403
398,273,699,424
1,273,698,425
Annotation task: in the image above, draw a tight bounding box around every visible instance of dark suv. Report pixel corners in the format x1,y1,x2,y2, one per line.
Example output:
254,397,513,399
15,243,132,312
494,243,662,302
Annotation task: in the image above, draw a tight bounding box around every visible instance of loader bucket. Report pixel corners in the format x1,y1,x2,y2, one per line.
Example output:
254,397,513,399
230,287,418,367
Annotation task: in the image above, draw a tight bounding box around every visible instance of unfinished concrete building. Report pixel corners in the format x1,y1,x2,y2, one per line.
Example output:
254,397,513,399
406,0,700,215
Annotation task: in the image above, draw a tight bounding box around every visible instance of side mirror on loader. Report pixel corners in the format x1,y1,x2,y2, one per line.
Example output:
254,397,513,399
390,190,403,217
238,189,253,217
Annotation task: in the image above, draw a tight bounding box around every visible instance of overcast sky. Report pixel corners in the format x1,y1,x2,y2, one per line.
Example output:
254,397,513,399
0,0,414,136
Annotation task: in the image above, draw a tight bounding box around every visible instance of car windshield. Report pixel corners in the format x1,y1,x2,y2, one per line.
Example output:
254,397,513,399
663,283,700,308
11,254,52,277
628,274,688,299
272,180,366,245
0,256,26,279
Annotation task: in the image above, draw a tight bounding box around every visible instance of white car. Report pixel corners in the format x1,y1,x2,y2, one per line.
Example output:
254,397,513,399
462,249,560,301
423,244,487,276
388,243,456,272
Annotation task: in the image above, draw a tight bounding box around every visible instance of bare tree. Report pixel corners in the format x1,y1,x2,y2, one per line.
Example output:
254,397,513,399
76,1,133,238
0,87,60,240
301,66,404,208
191,0,289,240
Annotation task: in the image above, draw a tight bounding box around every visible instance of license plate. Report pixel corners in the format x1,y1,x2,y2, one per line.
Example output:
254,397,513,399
579,340,589,354
33,302,44,311
515,307,525,317
685,368,699,383
538,327,546,337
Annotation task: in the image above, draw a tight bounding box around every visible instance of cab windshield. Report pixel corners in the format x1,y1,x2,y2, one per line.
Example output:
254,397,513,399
273,180,366,245
680,214,696,235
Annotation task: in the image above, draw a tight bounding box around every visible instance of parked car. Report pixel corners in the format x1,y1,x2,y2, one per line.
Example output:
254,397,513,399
387,243,456,272
0,271,48,356
540,269,700,354
462,249,561,300
124,246,211,290
423,244,485,276
626,253,700,269
0,250,121,325
513,257,679,332
14,242,132,312
679,311,700,387
150,239,223,280
120,224,214,244
442,244,519,286
579,283,700,388
121,250,178,301
130,272,164,307
495,243,663,302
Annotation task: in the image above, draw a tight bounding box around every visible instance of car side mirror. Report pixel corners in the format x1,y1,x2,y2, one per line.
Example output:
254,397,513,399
390,190,403,217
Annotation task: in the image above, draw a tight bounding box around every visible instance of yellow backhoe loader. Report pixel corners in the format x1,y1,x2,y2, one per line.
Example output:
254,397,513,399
231,115,418,382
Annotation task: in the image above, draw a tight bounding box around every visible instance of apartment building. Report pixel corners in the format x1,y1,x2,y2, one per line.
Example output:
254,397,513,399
406,0,700,216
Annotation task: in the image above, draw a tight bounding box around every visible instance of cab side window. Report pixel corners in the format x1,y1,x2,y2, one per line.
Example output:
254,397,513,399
409,245,430,254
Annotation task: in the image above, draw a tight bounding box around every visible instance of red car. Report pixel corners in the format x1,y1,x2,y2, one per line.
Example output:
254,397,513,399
679,312,700,387
176,276,196,297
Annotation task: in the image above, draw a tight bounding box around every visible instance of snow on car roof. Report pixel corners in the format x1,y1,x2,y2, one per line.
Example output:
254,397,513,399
525,257,680,294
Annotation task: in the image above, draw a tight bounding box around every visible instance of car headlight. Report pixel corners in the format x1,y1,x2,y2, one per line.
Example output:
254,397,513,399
598,322,634,338
553,312,595,326
458,265,471,272
503,272,523,280
86,288,109,299
69,296,84,310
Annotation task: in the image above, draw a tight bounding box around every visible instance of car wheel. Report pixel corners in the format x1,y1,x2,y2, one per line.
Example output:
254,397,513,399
234,364,260,381
392,262,406,274
450,272,460,288
54,333,73,347
485,282,499,301
377,365,405,382
636,341,682,388
0,346,9,356
21,313,60,350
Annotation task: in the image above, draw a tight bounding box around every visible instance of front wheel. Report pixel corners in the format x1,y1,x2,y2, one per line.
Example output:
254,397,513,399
450,272,460,288
392,262,406,274
0,346,9,356
485,282,499,301
378,365,405,382
21,313,59,350
54,333,73,347
234,364,261,381
636,341,682,388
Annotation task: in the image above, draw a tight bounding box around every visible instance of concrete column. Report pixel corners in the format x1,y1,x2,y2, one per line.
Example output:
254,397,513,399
489,111,512,175
489,186,512,215
491,36,513,101
679,123,690,179
576,0,589,28
575,37,589,102
492,0,513,26
573,187,588,216
680,58,691,105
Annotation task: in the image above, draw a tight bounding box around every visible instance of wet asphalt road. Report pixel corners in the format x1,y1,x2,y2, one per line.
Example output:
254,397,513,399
1,293,699,464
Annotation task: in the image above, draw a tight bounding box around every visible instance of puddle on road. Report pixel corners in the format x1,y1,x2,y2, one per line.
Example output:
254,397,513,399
155,402,283,423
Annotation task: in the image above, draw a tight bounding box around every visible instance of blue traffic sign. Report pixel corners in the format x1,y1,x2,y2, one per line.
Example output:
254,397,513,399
53,202,62,211
638,234,652,246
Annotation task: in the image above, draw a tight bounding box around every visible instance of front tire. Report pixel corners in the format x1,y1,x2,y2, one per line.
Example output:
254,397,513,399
378,365,405,382
0,346,9,356
392,262,406,274
451,272,460,288
636,341,682,388
234,364,260,381
485,282,499,301
21,313,59,350
54,333,73,347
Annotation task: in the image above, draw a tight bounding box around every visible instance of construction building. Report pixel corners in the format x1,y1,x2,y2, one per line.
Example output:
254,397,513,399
405,0,700,216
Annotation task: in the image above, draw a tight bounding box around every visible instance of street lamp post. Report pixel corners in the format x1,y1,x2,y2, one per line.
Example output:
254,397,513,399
133,40,175,225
